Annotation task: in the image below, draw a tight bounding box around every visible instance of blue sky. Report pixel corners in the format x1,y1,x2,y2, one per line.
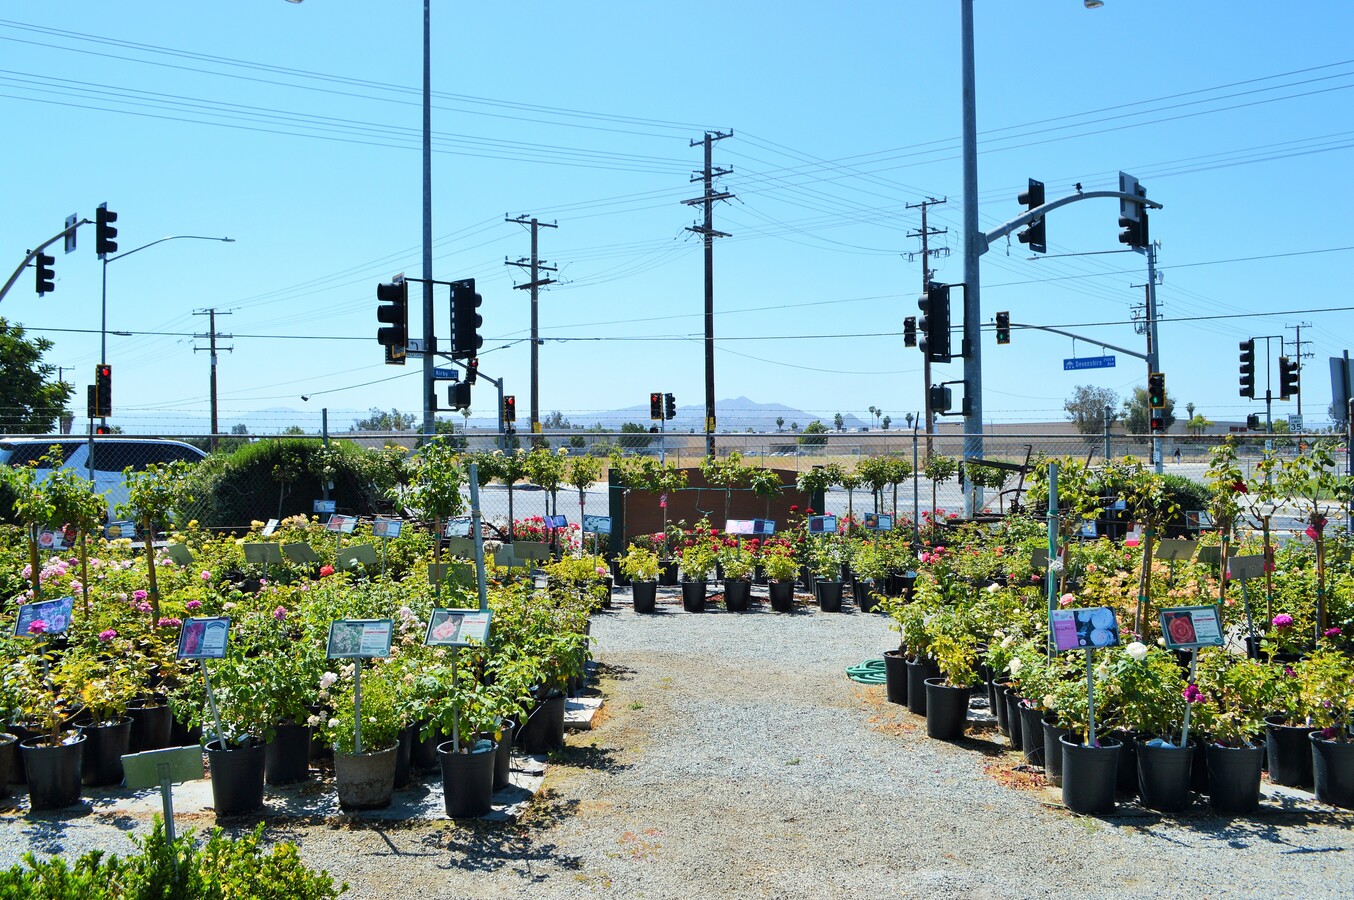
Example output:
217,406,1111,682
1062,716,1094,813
2,2,1352,434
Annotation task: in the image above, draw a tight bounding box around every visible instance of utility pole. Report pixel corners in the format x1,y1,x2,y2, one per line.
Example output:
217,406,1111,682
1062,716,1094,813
193,308,233,450
1131,240,1164,472
683,130,734,459
1285,321,1313,420
505,215,558,436
907,197,948,461
421,0,434,440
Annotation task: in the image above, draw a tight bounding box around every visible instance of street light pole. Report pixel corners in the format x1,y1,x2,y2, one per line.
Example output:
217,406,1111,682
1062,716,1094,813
100,235,234,424
960,0,983,517
421,0,435,439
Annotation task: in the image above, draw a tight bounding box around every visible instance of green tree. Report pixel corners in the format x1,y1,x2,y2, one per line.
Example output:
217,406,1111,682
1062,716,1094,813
0,319,72,433
353,408,416,432
881,415,891,430
833,413,844,432
1122,386,1175,434
617,422,653,450
1064,385,1120,436
775,416,784,432
797,420,828,447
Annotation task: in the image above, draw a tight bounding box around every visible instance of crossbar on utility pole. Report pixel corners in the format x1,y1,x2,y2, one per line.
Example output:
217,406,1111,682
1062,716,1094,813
193,308,233,450
505,215,558,437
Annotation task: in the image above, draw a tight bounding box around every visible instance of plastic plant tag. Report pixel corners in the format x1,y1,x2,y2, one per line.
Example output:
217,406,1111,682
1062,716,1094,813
1050,607,1120,653
1159,606,1224,650
424,608,493,647
177,617,231,660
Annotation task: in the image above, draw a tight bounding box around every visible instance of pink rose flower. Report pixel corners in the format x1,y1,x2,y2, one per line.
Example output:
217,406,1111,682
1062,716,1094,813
1182,684,1203,704
201,570,213,581
319,565,335,577
1272,613,1294,630
186,600,202,611
273,606,287,621
99,629,118,642
28,620,47,635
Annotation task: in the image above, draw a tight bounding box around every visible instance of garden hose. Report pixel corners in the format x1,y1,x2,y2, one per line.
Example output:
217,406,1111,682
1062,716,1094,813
846,658,887,684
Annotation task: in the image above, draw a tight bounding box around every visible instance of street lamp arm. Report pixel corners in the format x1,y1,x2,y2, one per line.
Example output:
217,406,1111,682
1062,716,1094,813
979,190,1163,256
1009,322,1148,361
106,235,235,266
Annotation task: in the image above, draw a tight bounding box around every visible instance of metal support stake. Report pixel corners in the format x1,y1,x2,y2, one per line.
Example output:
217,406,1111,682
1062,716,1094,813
911,424,920,548
1046,463,1059,658
1180,650,1198,748
201,659,225,750
158,763,177,844
469,463,488,611
353,661,363,755
451,649,460,754
1239,579,1259,659
1085,648,1097,748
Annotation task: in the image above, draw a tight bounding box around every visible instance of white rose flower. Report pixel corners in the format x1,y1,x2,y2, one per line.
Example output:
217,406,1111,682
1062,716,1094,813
1125,641,1149,662
1009,657,1023,676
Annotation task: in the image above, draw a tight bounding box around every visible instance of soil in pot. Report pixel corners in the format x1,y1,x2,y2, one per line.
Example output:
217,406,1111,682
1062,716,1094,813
1206,741,1264,814
631,580,658,613
206,738,266,817
1135,739,1194,813
905,657,940,716
1265,715,1317,788
1060,734,1122,815
439,738,496,818
21,734,86,811
924,679,972,741
79,717,132,787
1310,733,1354,810
883,650,908,706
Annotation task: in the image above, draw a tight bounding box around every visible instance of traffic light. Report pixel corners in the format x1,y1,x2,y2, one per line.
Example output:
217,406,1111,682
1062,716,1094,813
376,278,408,365
465,357,478,386
1148,372,1166,410
34,252,55,294
928,385,952,414
903,316,917,348
95,424,112,436
1238,339,1256,399
450,278,483,359
1246,413,1261,430
94,363,112,417
95,203,118,258
1149,413,1165,433
1118,173,1149,250
448,381,471,411
503,395,516,423
1016,178,1046,253
995,311,1011,345
649,392,662,421
1279,356,1300,400
917,282,951,363
664,392,676,420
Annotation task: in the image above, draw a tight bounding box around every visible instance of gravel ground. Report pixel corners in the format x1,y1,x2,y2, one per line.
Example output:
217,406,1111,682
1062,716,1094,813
3,588,1353,899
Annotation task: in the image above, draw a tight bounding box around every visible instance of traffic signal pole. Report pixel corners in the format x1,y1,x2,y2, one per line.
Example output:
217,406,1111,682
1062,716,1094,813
1145,241,1163,474
0,219,89,306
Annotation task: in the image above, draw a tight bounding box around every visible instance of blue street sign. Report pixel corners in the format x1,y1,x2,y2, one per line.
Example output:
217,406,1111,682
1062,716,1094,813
433,367,459,381
1063,356,1116,371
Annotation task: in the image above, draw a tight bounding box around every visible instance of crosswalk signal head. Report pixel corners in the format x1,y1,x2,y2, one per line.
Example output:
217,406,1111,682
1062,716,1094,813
650,392,662,421
35,252,55,294
376,277,408,365
451,278,483,360
449,381,471,411
903,316,917,348
995,311,1011,345
1279,356,1300,400
1148,372,1166,410
1016,179,1046,253
96,203,118,258
664,392,676,420
95,424,112,436
504,395,516,423
1246,413,1261,431
1238,339,1255,399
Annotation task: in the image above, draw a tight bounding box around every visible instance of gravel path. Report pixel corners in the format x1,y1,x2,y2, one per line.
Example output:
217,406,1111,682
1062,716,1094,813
4,590,1352,898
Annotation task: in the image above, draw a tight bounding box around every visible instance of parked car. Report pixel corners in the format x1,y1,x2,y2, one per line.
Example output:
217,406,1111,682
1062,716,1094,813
0,436,207,521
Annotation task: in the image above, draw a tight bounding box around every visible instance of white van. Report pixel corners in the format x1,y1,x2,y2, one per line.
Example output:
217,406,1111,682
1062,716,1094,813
0,437,207,521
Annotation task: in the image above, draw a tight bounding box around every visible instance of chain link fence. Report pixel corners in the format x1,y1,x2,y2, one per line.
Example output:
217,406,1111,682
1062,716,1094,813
3,428,1344,535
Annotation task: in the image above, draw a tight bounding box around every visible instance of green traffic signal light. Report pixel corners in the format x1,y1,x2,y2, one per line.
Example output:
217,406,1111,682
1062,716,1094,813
1148,372,1166,410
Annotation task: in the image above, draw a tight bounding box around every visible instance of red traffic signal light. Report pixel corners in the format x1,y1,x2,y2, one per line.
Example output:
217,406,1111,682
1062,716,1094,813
95,424,112,435
94,363,112,417
649,392,662,421
504,395,517,423
1149,414,1165,433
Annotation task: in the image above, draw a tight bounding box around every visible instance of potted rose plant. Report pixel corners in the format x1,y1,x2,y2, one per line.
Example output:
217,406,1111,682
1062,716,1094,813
1296,640,1354,808
618,544,661,613
921,608,979,741
718,542,755,612
676,539,718,613
319,661,403,811
762,543,799,613
1192,649,1271,814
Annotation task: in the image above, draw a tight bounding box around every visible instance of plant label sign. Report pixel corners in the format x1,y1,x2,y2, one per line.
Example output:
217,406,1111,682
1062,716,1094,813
583,514,612,535
808,515,837,535
424,608,492,647
863,513,893,531
1050,607,1120,653
725,519,756,535
755,519,776,535
261,518,279,537
177,617,231,660
325,514,357,534
372,517,402,538
313,499,336,514
37,528,65,551
547,514,568,529
14,596,74,637
1159,605,1224,650
444,517,472,537
327,619,393,659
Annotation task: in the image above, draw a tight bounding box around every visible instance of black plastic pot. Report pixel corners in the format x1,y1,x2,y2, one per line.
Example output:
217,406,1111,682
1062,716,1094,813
905,657,940,716
658,560,679,586
681,580,707,613
1135,739,1194,813
853,578,878,612
394,723,414,789
1042,716,1074,787
992,681,1010,735
924,679,971,741
1310,733,1354,809
0,733,14,798
21,735,86,811
127,700,172,754
411,722,451,772
264,722,311,785
492,719,516,790
1004,691,1024,750
518,693,566,754
631,580,658,613
724,579,752,612
1019,703,1045,767
1060,734,1121,815
170,709,203,750
79,717,131,787
768,579,795,613
814,579,843,612
439,738,496,818
1114,731,1140,797
1206,741,1264,814
1265,715,1317,788
8,722,42,784
205,738,266,817
883,650,908,706
883,572,916,598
